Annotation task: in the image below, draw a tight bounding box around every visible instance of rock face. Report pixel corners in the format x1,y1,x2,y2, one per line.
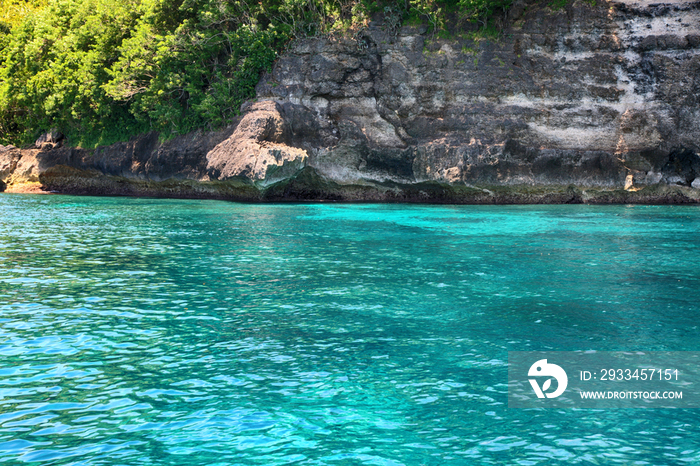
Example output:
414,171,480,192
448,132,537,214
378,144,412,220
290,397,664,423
206,101,308,183
34,129,64,150
1,0,700,203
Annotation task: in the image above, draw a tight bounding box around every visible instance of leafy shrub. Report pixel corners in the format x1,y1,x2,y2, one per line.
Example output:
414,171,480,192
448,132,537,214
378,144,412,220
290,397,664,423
458,0,512,31
0,0,143,146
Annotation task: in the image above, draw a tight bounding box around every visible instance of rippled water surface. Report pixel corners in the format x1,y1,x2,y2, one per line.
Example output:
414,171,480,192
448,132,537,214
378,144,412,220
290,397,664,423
1,195,700,465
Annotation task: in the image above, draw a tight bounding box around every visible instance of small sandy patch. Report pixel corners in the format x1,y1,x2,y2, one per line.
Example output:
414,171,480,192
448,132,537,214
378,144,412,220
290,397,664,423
3,183,52,194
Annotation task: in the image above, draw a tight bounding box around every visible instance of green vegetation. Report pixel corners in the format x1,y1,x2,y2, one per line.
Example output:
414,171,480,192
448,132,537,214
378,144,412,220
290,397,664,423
458,0,510,31
0,0,47,28
0,0,289,146
548,0,568,9
0,0,520,148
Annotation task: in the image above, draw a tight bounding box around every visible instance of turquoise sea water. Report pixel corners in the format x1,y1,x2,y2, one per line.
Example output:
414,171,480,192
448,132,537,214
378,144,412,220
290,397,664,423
1,195,700,465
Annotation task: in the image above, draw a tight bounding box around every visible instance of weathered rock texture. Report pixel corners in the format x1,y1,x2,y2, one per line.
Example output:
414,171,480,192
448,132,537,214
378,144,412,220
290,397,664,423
2,0,700,203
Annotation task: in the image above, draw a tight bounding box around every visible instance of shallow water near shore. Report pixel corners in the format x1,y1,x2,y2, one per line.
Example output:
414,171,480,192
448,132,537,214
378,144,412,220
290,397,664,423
1,194,699,465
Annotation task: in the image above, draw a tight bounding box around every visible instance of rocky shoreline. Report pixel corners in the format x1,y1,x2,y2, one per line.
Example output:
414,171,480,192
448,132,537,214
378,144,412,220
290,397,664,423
2,0,699,204
3,156,699,204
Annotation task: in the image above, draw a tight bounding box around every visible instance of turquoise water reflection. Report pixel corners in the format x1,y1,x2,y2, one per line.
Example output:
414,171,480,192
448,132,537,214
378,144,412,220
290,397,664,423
1,195,699,464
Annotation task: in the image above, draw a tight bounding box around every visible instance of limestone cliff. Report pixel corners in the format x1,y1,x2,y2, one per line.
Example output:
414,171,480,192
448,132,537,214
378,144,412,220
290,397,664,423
2,0,700,203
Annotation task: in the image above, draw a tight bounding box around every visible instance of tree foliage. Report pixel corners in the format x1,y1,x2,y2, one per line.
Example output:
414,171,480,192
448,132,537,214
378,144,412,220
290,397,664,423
0,0,515,147
458,0,512,30
0,0,144,146
0,0,47,28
